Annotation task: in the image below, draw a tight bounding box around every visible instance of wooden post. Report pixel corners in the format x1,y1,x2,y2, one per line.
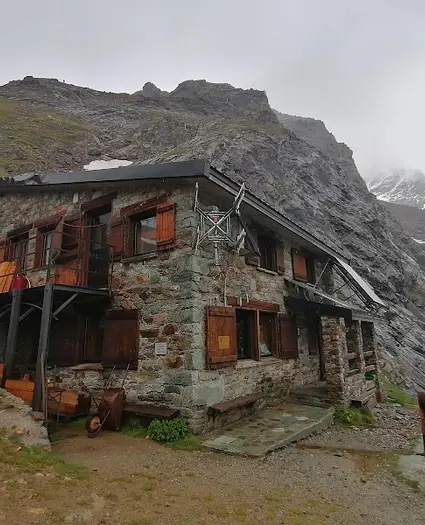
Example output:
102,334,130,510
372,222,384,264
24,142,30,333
4,289,22,381
418,392,425,455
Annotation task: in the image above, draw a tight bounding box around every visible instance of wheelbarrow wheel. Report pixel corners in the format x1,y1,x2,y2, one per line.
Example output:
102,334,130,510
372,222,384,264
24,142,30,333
86,413,102,437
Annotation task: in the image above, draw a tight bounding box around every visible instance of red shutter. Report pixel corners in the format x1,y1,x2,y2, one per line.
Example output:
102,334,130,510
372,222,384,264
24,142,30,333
156,202,175,251
276,244,285,275
102,309,139,370
292,252,308,281
206,306,237,369
278,314,299,359
108,219,123,260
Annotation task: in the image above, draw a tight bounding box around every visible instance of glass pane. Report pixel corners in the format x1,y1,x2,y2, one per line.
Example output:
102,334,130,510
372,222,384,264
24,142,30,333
134,215,157,255
260,313,274,356
43,231,53,265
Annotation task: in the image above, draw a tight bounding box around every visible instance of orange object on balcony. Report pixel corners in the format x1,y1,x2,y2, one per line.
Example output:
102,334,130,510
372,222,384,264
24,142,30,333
0,261,17,293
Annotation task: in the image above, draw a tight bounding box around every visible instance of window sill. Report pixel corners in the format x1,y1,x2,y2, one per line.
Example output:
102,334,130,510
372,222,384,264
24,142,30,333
71,363,103,371
121,252,157,264
235,357,282,369
256,267,278,276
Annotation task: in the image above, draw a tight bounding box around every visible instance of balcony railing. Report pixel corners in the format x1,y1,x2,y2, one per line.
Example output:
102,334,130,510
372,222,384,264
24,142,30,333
1,226,115,291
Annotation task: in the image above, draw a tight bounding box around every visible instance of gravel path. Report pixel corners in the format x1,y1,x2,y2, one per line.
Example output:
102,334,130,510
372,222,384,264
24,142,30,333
1,402,424,525
51,411,425,525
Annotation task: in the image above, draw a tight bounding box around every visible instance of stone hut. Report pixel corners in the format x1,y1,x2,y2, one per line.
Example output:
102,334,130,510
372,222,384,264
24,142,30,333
0,160,385,432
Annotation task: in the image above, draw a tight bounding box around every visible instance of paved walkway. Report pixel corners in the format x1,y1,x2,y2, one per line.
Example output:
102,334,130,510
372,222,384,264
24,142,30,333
203,403,334,457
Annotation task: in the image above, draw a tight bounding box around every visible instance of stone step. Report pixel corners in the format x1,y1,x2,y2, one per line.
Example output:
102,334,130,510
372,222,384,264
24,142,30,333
202,403,334,457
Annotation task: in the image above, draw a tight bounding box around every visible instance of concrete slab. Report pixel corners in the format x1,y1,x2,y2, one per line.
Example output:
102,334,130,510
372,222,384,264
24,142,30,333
399,454,425,491
203,403,334,457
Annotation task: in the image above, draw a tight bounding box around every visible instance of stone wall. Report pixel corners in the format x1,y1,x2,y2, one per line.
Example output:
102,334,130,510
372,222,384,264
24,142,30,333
0,184,379,432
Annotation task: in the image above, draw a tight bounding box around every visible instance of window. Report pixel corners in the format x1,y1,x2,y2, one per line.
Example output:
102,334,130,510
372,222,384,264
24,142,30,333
236,309,277,360
236,309,256,359
258,235,277,271
259,312,277,357
206,304,297,369
133,212,157,255
120,200,175,259
41,229,54,266
8,232,29,270
34,216,63,268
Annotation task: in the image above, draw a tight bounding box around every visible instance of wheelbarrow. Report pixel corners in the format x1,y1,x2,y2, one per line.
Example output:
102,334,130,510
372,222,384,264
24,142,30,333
85,364,129,438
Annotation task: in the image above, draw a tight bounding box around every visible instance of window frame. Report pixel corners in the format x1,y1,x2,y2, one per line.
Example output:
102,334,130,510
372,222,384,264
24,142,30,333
258,235,278,272
120,198,176,261
235,305,279,361
132,210,158,257
6,225,32,270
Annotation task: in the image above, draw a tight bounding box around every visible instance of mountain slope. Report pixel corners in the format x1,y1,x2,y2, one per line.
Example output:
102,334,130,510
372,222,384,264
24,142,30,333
2,76,425,387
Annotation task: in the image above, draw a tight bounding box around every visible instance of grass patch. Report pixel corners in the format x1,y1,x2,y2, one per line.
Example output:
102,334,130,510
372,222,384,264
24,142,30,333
67,417,88,430
120,425,149,438
334,405,375,427
165,434,203,451
0,432,87,479
0,98,93,175
384,381,416,407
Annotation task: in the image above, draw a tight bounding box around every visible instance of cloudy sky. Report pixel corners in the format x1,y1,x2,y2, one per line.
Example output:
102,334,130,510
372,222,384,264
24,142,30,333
1,0,424,177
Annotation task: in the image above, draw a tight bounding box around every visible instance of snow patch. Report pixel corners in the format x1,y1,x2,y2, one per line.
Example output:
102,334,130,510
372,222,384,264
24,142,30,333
84,159,133,171
413,238,425,244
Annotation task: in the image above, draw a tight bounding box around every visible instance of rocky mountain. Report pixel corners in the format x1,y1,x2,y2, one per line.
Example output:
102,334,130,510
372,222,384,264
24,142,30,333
378,201,425,244
2,76,425,388
368,168,425,209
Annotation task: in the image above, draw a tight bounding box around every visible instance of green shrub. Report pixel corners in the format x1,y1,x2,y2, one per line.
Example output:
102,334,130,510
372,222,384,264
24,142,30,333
147,418,188,442
334,405,375,427
384,381,416,407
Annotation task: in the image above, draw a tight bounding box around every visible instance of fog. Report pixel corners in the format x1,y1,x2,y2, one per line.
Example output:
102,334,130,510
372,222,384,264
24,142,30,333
1,0,425,177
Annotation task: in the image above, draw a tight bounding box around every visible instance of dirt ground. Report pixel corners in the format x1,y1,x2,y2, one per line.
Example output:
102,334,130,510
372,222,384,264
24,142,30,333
0,404,424,525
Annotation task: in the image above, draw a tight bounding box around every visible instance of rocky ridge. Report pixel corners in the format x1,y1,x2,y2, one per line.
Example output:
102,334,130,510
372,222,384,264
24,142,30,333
368,168,425,209
1,76,425,387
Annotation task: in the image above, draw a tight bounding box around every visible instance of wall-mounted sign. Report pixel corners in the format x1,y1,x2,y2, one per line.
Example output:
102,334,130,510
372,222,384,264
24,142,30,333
155,342,167,356
218,336,230,350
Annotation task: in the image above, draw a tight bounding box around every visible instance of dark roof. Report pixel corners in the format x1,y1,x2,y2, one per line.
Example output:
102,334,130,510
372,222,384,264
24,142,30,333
0,159,208,187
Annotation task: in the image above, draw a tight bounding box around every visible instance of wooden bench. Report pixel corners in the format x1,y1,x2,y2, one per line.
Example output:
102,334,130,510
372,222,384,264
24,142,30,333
208,393,263,415
351,388,377,409
123,402,179,421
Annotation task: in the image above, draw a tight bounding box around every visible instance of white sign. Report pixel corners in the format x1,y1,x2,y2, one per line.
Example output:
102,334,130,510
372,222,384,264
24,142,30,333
154,342,167,356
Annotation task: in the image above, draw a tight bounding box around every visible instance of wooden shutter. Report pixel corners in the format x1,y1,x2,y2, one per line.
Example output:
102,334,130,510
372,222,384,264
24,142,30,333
49,314,83,366
245,253,260,266
108,219,123,260
122,215,132,258
278,314,299,359
157,202,175,251
206,306,237,369
0,240,5,263
102,309,139,370
62,216,81,254
292,251,308,281
276,244,285,275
